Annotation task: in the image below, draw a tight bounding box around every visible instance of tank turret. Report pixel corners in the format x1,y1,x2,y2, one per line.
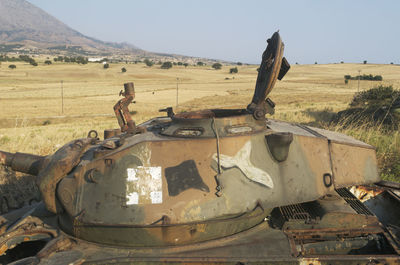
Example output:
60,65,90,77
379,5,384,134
0,32,398,264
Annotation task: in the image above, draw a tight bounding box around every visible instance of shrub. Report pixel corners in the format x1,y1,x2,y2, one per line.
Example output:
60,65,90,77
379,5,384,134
229,67,238,74
237,62,242,65
314,62,318,64
177,62,183,66
350,85,399,106
183,63,188,68
363,60,367,64
344,74,383,81
335,85,400,130
121,67,127,73
212,63,222,70
76,56,88,64
103,63,109,69
18,55,37,66
143,59,153,67
8,64,16,69
197,61,204,66
44,60,52,65
161,61,172,69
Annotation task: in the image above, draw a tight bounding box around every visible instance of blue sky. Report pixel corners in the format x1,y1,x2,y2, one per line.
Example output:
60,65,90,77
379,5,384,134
28,0,400,64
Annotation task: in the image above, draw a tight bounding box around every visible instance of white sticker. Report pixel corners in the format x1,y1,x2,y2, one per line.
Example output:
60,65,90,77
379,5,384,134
126,166,162,205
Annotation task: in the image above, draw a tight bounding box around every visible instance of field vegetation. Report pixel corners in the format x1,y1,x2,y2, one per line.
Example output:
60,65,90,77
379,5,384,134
0,59,399,182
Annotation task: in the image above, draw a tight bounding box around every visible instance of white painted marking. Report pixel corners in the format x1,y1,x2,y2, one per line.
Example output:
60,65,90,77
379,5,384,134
126,166,163,205
126,192,139,205
150,191,163,204
213,141,274,188
127,168,138,181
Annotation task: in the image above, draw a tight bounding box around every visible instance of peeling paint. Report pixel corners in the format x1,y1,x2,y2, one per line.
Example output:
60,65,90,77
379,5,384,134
126,166,162,205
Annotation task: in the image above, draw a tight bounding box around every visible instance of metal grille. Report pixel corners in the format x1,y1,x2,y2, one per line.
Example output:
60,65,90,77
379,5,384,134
279,204,311,221
336,187,374,216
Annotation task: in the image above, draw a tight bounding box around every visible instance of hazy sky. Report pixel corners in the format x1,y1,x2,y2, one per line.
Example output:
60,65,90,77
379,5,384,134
28,0,399,64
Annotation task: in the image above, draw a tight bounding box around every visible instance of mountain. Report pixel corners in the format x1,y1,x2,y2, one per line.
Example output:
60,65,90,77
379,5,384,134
0,0,224,63
0,0,149,57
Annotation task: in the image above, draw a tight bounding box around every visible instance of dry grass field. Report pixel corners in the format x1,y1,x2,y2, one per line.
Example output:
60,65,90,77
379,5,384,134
0,59,399,181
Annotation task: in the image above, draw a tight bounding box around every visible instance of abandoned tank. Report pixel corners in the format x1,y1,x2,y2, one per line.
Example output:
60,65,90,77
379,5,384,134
0,32,399,264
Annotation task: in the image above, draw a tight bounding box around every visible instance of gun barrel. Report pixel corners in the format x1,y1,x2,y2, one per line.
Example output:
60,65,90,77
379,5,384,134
0,151,45,176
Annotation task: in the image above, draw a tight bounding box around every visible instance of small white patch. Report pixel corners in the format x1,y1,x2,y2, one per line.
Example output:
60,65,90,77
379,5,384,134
126,166,162,205
126,192,139,205
127,168,138,181
149,167,161,180
150,191,163,204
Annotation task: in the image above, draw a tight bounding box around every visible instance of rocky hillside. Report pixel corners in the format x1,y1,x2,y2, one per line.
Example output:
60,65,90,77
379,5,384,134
0,0,146,56
0,0,222,63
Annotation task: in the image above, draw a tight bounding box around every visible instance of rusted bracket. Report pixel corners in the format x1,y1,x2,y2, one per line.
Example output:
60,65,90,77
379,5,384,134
114,82,137,134
0,214,58,256
247,31,290,120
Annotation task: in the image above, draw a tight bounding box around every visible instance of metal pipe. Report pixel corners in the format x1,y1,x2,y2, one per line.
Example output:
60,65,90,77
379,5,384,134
0,150,46,176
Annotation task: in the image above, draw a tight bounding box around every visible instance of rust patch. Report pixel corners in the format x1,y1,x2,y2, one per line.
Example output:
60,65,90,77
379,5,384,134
350,185,385,202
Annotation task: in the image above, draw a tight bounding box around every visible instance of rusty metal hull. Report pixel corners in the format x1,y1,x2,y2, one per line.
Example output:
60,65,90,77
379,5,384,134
0,184,399,264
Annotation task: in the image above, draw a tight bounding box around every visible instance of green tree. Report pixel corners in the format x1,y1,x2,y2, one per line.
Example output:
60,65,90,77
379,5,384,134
8,64,16,69
76,56,88,64
161,61,173,69
44,60,52,65
237,62,242,65
121,67,127,73
103,63,109,69
197,61,204,66
212,63,222,70
363,60,367,64
144,59,154,67
183,63,189,67
229,67,238,74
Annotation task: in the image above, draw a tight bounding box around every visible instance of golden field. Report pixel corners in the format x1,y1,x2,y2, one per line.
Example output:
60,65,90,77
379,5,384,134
0,60,399,181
